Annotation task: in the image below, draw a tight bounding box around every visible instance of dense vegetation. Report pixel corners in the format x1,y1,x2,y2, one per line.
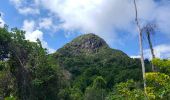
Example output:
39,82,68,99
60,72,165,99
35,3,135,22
54,33,151,96
0,27,170,100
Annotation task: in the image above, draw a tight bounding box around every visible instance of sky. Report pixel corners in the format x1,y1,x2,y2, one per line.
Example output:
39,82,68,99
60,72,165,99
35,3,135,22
0,0,170,59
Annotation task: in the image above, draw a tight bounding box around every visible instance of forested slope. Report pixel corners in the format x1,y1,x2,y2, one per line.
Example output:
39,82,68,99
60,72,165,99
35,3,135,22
2,28,168,100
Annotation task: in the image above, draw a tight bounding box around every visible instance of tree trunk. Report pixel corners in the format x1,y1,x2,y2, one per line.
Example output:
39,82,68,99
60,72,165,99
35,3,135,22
147,32,156,71
10,43,31,100
133,0,146,93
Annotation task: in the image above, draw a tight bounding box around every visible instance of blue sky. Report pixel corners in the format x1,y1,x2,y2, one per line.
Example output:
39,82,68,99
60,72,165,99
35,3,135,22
0,0,170,59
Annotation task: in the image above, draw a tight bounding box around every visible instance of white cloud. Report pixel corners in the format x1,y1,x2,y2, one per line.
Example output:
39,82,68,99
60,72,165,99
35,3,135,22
23,20,35,33
0,18,5,28
25,30,43,42
41,40,55,53
131,44,170,59
22,20,55,53
144,44,170,59
130,55,140,59
18,0,169,45
39,18,53,30
18,7,39,15
10,0,21,7
0,12,5,28
156,5,170,38
10,0,170,48
10,0,39,15
38,0,135,44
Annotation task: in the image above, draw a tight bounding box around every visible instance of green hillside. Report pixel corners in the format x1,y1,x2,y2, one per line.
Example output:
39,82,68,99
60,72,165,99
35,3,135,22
1,28,168,100
52,33,148,95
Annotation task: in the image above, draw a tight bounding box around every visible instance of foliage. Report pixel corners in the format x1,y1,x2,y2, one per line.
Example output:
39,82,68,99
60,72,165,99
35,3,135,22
152,58,170,74
145,72,170,99
2,27,169,100
92,76,106,89
0,27,62,99
0,27,11,60
58,87,83,100
84,76,107,100
106,80,147,100
55,34,147,93
106,59,170,100
0,61,15,98
4,96,16,100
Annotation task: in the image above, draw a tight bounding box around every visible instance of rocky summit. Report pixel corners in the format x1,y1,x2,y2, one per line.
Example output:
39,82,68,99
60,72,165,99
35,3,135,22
58,33,109,55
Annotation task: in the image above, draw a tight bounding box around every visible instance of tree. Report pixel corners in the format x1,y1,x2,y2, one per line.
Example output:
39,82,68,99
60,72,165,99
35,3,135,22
133,0,146,92
0,13,1,25
7,28,32,100
0,27,61,99
145,72,170,99
58,87,83,100
84,76,107,100
92,76,106,89
142,23,156,71
152,58,170,75
106,80,147,100
0,61,15,98
0,27,11,60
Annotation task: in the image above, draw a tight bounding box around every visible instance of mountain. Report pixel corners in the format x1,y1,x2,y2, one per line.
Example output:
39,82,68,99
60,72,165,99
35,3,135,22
52,33,149,91
57,33,107,55
57,33,127,57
